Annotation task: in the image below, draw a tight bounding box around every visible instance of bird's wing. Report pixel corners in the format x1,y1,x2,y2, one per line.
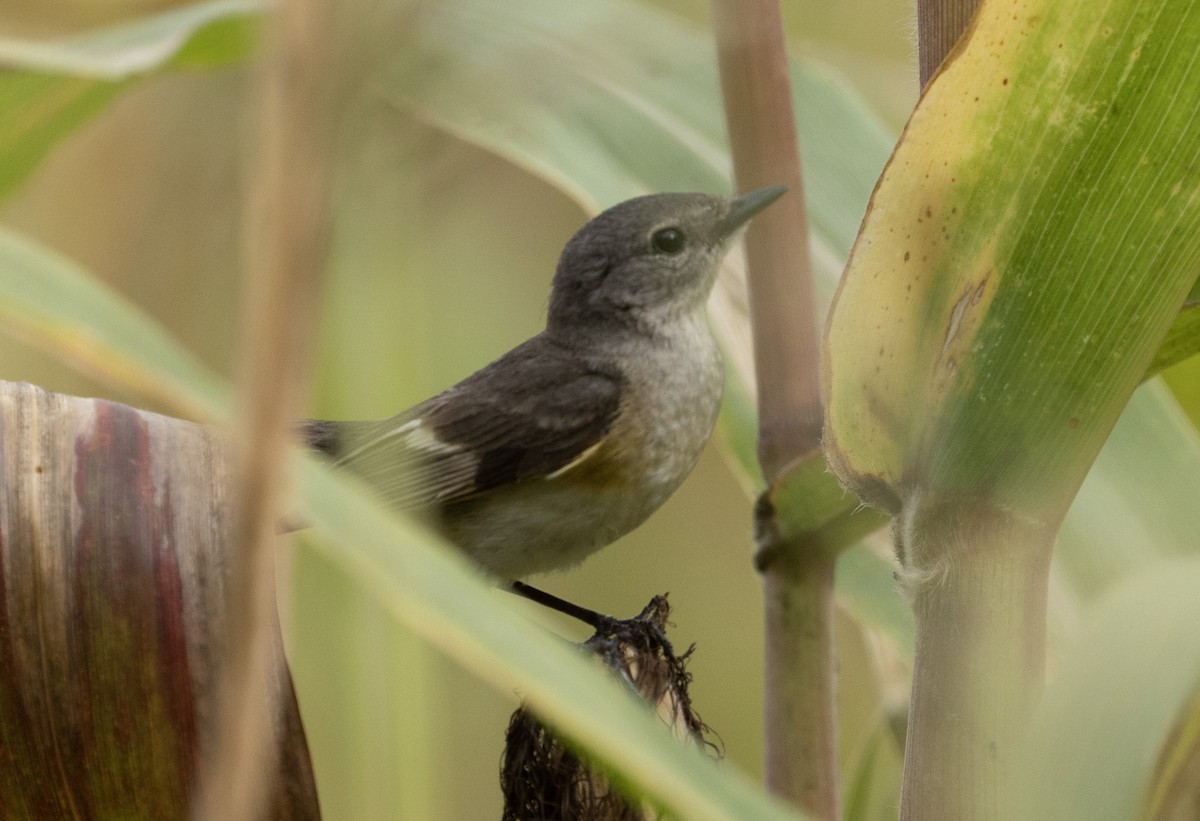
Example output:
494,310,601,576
309,337,623,510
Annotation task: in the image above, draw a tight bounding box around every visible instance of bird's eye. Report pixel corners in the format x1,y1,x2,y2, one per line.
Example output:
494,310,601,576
651,227,687,255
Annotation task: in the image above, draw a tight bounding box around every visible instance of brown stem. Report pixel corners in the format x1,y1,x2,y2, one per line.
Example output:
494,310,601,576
711,1,836,818
194,3,338,819
711,0,822,480
917,0,982,88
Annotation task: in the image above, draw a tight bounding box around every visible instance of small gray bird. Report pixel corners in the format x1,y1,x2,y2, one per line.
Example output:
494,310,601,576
305,186,786,580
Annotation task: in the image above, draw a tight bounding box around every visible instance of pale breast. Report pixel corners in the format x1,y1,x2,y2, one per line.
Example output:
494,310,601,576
604,313,725,514
442,314,724,578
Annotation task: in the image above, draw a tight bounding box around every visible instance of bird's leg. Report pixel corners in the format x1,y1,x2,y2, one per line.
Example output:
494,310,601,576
506,581,618,633
505,582,679,664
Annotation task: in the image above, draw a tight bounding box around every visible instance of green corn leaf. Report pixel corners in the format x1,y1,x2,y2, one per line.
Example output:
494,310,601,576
0,0,261,78
824,0,1200,527
1145,275,1200,377
0,227,226,419
1056,379,1200,603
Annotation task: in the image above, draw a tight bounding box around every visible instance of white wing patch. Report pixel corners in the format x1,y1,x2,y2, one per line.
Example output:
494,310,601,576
336,417,455,464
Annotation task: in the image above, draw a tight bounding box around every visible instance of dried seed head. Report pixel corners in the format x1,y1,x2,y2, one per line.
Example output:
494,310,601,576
500,595,718,820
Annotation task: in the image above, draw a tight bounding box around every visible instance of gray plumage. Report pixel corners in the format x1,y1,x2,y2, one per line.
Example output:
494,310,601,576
305,186,786,579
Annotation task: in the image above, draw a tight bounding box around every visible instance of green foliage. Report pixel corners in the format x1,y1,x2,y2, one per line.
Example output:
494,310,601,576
825,0,1200,524
0,227,227,417
1148,278,1200,377
1020,559,1200,821
0,72,124,201
0,0,260,204
821,0,1200,815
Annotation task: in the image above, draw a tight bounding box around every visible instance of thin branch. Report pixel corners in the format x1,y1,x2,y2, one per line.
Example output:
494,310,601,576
194,2,339,819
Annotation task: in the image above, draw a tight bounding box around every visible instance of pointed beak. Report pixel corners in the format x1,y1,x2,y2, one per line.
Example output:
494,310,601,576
710,184,788,242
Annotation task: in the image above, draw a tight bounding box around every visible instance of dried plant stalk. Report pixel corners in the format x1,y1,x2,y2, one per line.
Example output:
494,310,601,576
0,380,318,819
501,597,713,820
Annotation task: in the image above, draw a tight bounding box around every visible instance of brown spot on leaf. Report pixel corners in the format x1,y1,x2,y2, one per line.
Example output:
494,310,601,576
942,274,991,358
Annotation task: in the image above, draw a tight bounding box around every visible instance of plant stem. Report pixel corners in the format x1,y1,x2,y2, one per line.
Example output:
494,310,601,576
898,503,1054,821
916,0,982,87
711,0,821,479
762,545,840,820
195,2,338,819
900,5,1049,819
711,1,837,818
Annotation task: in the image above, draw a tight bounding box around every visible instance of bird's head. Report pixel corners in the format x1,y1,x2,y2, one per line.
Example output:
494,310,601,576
546,186,787,342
